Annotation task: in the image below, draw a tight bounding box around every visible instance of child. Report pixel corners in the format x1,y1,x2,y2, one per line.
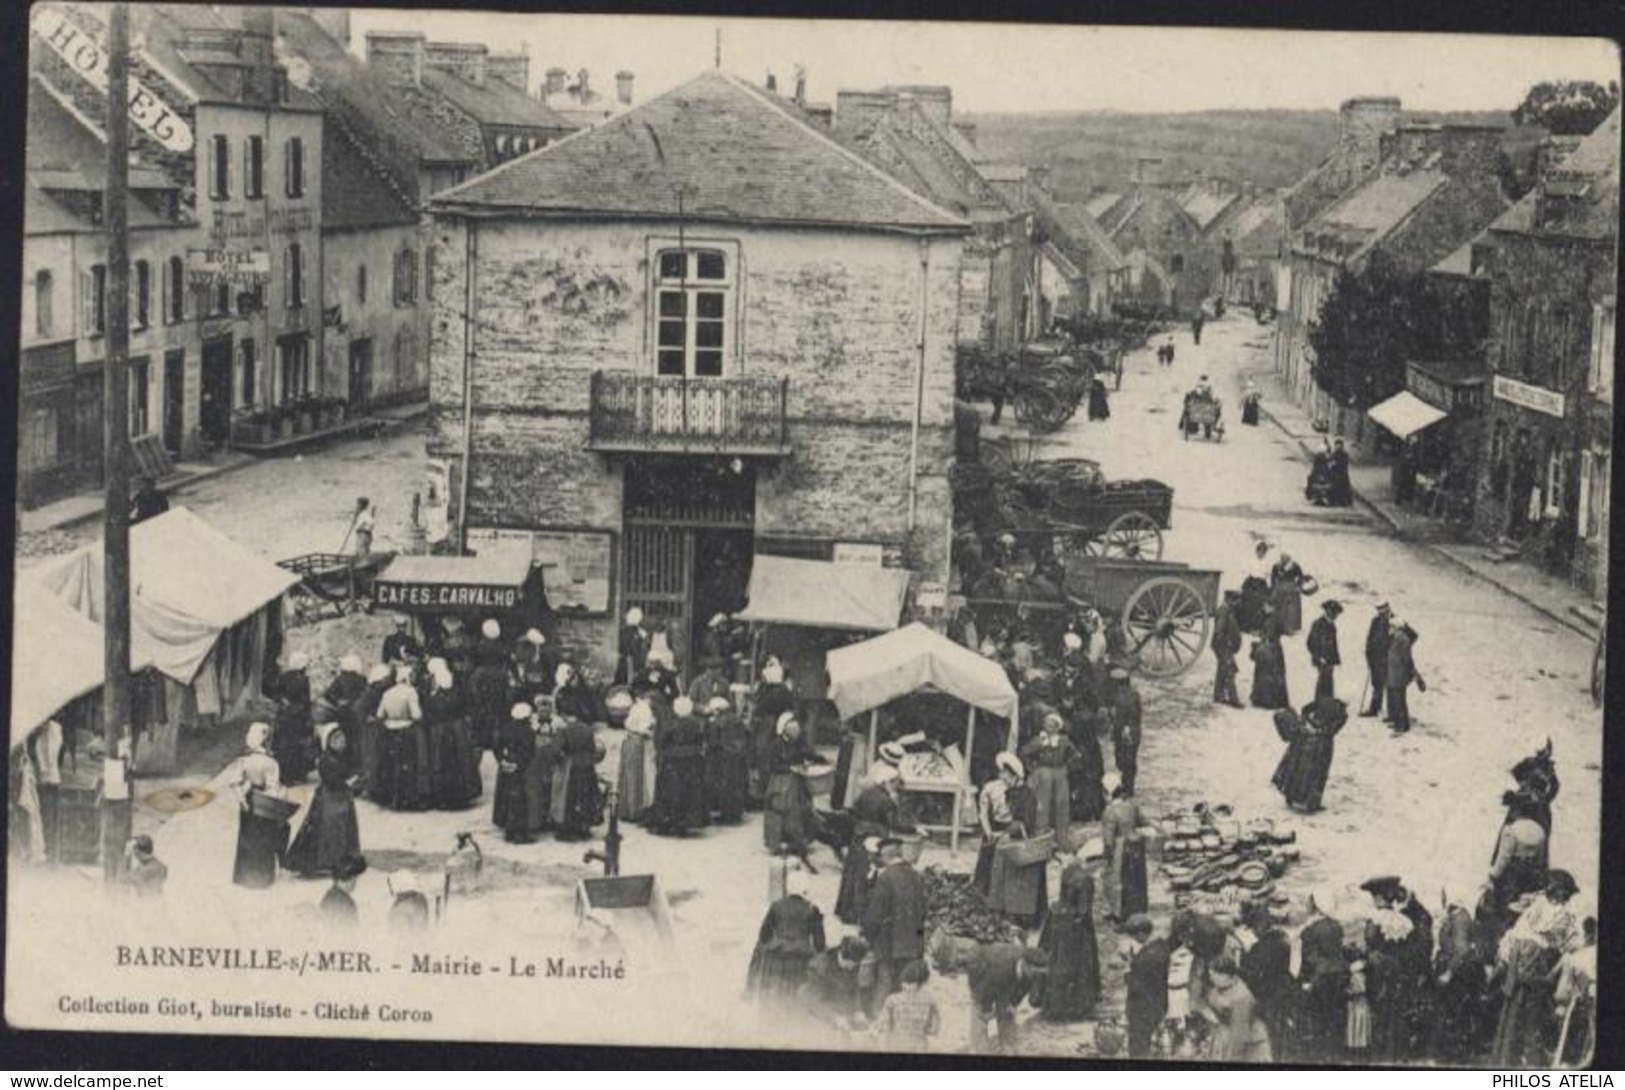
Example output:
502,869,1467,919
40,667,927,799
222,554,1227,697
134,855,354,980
878,959,940,1052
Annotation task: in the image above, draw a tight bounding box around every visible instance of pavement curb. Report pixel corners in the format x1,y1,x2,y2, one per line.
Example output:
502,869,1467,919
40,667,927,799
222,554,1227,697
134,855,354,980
1255,400,1598,642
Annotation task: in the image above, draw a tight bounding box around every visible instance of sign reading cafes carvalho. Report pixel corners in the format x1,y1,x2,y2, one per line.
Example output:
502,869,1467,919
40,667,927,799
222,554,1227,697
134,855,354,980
374,581,521,612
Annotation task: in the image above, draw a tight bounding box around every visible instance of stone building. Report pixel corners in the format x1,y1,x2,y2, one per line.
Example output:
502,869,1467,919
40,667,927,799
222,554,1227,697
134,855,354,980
981,166,1126,323
1469,110,1617,595
1274,122,1510,443
1283,96,1403,231
23,4,326,503
1084,172,1208,313
1218,192,1288,308
425,71,970,673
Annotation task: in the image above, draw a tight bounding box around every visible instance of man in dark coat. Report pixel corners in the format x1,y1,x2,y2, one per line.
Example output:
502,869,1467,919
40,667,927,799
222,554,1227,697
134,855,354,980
1211,590,1244,707
1297,887,1350,1061
1107,668,1142,795
1328,439,1353,506
1385,621,1424,733
1360,603,1393,718
1307,599,1343,701
862,839,927,1012
381,618,422,668
965,942,1049,1054
1122,914,1170,1059
1238,901,1296,1058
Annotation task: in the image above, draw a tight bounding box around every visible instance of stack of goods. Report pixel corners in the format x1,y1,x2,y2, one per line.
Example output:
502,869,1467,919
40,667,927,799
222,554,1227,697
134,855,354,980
919,866,1026,946
1155,805,1300,907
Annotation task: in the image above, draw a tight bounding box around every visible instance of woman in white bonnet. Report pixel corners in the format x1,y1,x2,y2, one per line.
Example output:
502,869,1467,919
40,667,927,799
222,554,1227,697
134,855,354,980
749,656,795,806
231,722,290,889
617,695,659,823
424,658,481,810
762,712,819,854
649,696,709,835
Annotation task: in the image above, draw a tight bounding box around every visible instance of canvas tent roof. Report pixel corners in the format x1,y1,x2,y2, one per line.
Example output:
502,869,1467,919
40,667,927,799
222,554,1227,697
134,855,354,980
735,556,911,633
33,507,297,684
10,581,155,749
1368,390,1448,439
825,622,1018,721
376,551,535,589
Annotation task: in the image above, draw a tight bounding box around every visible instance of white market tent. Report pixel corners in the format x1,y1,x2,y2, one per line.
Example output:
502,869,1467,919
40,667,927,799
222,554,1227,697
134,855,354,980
9,580,155,751
826,622,1018,850
32,506,298,685
736,555,912,633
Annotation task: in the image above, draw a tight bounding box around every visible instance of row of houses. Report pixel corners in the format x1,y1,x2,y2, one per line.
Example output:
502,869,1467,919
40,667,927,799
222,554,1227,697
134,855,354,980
19,4,619,506
1270,97,1617,596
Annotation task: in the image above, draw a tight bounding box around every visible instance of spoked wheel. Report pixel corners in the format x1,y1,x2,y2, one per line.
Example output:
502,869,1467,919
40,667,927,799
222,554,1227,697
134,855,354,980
1123,576,1211,677
1013,387,1061,430
1100,511,1164,560
980,436,1014,473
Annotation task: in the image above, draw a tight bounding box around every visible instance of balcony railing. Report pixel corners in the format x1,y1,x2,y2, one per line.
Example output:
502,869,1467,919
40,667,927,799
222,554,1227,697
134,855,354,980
587,372,792,455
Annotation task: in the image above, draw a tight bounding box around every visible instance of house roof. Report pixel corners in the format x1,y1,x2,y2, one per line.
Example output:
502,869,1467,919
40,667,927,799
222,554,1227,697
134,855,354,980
26,78,176,192
1489,108,1619,242
24,181,92,235
1300,169,1447,258
1177,185,1243,232
129,4,323,112
421,67,578,132
1225,197,1286,257
323,120,418,231
1085,190,1126,225
431,71,971,234
1047,201,1128,272
829,94,1009,222
1428,235,1482,279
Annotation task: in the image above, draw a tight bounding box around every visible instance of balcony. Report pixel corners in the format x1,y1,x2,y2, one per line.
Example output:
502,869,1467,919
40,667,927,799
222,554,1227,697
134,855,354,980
587,372,792,456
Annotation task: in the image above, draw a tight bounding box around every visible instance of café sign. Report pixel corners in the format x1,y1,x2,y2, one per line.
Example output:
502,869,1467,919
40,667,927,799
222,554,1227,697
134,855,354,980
33,8,194,153
374,581,520,612
1492,375,1565,419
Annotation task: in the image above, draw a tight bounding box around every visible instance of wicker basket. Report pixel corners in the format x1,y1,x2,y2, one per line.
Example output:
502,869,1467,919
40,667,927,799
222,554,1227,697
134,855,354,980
998,830,1056,868
798,763,836,796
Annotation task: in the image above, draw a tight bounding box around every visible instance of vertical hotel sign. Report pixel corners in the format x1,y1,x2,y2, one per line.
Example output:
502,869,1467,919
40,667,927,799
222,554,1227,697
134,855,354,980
33,8,194,153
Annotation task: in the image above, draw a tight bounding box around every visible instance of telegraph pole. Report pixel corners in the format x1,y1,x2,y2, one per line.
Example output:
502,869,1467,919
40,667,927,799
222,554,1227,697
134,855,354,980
102,1,134,884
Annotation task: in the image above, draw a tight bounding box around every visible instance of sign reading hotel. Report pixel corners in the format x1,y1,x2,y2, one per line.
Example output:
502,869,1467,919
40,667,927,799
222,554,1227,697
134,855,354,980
1493,375,1566,418
33,8,195,153
373,580,520,612
187,248,270,287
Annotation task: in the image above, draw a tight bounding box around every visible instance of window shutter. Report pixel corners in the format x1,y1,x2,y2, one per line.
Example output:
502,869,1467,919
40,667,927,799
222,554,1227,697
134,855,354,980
284,139,292,197
81,271,92,331
285,247,293,310
1578,452,1594,538
300,245,309,307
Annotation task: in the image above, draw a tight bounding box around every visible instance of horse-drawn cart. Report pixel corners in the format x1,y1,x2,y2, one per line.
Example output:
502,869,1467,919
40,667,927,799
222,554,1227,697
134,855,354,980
954,455,1175,562
277,551,393,625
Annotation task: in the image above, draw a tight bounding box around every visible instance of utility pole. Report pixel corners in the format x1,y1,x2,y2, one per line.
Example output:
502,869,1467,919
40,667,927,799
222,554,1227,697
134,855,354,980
102,2,134,884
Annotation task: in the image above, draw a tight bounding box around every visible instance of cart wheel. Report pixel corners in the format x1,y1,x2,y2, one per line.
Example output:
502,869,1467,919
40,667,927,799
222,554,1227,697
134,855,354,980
1592,631,1605,708
1124,576,1211,677
1100,511,1164,561
981,436,1014,474
1015,388,1059,431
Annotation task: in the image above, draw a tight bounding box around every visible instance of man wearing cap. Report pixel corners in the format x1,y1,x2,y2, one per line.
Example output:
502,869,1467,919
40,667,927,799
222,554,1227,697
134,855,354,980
1307,600,1343,701
381,617,422,667
1211,589,1244,708
1385,620,1425,734
964,941,1050,1054
1122,914,1170,1059
1107,668,1143,795
1360,604,1393,718
863,838,927,1014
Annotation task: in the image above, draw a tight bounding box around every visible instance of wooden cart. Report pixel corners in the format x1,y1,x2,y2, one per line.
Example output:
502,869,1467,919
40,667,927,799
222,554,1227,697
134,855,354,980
277,551,393,625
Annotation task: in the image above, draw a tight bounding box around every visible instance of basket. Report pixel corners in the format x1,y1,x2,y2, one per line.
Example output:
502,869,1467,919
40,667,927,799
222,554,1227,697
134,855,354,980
998,830,1056,868
246,790,300,822
798,763,836,795
1301,576,1320,596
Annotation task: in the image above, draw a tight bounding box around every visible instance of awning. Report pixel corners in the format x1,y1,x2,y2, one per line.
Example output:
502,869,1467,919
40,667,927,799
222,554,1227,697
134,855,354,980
1368,390,1447,439
735,555,911,633
373,547,536,613
826,622,1018,721
33,507,297,685
11,581,157,749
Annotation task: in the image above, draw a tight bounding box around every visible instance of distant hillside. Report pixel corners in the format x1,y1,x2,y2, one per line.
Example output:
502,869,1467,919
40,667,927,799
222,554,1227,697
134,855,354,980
962,108,1512,201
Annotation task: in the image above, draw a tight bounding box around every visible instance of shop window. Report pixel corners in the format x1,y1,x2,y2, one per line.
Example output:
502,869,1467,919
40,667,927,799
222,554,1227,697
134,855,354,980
653,247,731,377
130,358,150,436
244,135,264,199
166,256,185,323
240,340,257,407
134,259,150,330
34,270,53,337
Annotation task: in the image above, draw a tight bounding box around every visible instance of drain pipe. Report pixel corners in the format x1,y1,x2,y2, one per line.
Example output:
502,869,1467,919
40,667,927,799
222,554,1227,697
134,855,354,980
457,220,478,553
908,236,930,533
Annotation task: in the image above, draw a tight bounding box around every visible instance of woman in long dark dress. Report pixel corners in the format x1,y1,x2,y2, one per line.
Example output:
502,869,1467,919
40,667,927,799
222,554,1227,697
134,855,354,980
750,659,796,807
835,765,912,925
1249,627,1290,710
283,725,363,878
231,722,293,889
374,667,431,811
355,664,392,796
746,869,826,1007
973,754,1048,928
762,712,819,853
269,652,316,786
423,662,483,810
1238,543,1273,634
1088,376,1112,421
704,696,751,824
467,625,515,753
1271,697,1347,812
1067,710,1108,823
551,714,605,842
493,703,539,844
1037,850,1103,1021
649,697,709,836
1269,553,1307,636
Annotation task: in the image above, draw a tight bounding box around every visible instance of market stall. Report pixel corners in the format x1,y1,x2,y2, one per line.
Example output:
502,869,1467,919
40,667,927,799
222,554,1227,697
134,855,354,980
33,507,298,774
826,622,1018,852
371,548,549,651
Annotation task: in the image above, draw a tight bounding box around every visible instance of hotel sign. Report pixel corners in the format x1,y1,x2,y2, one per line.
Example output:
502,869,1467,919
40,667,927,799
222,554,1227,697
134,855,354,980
1492,375,1565,419
33,8,195,153
187,248,270,287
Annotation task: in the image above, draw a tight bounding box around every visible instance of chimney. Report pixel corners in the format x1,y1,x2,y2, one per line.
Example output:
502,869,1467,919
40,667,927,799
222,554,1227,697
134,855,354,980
804,104,833,130
834,89,898,136
425,41,488,87
545,67,568,96
575,68,590,102
953,120,978,148
886,84,951,127
766,70,777,94
793,65,806,106
616,70,634,106
1338,96,1402,178
311,8,350,47
366,31,425,88
237,8,277,103
488,50,530,91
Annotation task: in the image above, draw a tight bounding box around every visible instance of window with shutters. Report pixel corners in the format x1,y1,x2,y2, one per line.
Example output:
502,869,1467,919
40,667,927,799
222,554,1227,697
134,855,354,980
653,248,731,377
357,264,368,305
285,136,306,197
240,339,257,406
393,248,417,306
130,358,151,436
134,259,150,330
209,133,230,199
34,270,53,338
287,243,305,309
245,135,264,199
166,256,185,323
90,264,107,334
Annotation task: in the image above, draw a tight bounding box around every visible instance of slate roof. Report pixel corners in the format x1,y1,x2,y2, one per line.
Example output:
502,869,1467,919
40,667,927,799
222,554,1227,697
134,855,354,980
27,79,175,192
1428,236,1482,278
1177,185,1243,232
130,4,323,112
322,120,418,231
1299,169,1447,257
1489,108,1619,242
1047,201,1128,272
24,180,92,235
421,68,578,132
432,71,970,234
1225,197,1286,258
1085,190,1126,224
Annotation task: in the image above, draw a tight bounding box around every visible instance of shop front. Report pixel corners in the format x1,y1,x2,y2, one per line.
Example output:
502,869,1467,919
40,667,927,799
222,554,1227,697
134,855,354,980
372,550,550,654
1365,359,1487,521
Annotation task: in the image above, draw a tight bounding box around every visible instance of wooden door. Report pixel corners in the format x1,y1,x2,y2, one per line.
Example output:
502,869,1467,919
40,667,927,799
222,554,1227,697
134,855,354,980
163,349,185,456
348,337,372,408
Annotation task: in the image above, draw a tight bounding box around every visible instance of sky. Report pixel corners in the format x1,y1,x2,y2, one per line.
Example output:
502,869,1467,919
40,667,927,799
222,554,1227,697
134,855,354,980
345,11,1621,115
